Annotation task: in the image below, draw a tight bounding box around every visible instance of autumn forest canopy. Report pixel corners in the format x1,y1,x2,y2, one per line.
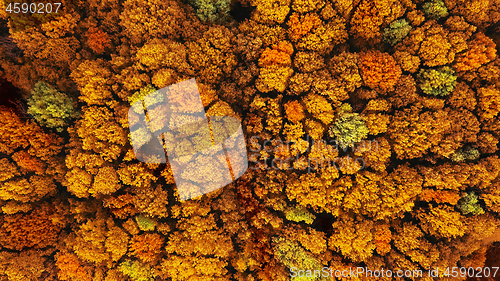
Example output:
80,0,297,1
0,0,500,279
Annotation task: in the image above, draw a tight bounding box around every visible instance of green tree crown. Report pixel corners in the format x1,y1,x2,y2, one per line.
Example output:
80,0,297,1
449,146,480,162
285,206,316,225
118,260,154,281
383,19,412,46
272,237,327,281
189,0,231,22
423,0,449,19
135,214,157,231
457,192,484,215
417,67,457,96
328,106,369,149
27,81,79,132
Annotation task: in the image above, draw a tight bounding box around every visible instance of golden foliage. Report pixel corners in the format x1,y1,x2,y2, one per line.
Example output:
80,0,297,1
0,175,56,203
355,137,391,171
136,39,192,73
252,0,291,24
419,189,461,204
256,42,294,92
302,93,334,125
284,100,305,123
392,222,440,269
130,233,165,263
398,21,466,67
478,86,500,119
329,215,376,262
350,0,405,44
374,222,392,255
119,0,189,44
388,104,451,159
448,82,477,110
76,106,127,161
70,60,114,105
286,173,348,217
358,51,402,92
343,165,422,220
187,26,238,84
71,214,129,267
418,205,466,238
0,250,49,281
90,166,121,196
393,51,421,73
55,252,94,281
2,0,500,277
454,33,497,72
0,107,63,159
162,213,233,280
287,12,347,53
292,0,325,13
362,113,390,135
